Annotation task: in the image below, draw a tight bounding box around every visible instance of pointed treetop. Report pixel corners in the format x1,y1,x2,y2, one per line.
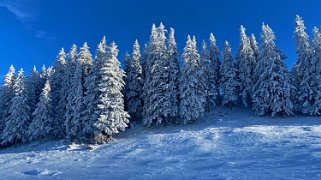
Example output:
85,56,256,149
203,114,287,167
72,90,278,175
68,44,78,62
250,34,259,52
9,65,15,71
31,66,38,74
169,27,175,36
192,35,196,42
202,40,207,50
56,48,66,65
224,40,230,47
151,23,157,34
159,22,165,30
109,42,119,57
240,25,247,43
3,65,15,86
33,65,37,71
17,68,24,77
101,36,106,45
168,28,177,53
210,33,216,44
240,25,246,35
295,15,304,25
187,35,192,41
135,39,139,45
81,42,90,52
97,36,107,54
83,42,89,48
250,34,257,41
59,48,65,56
70,44,77,53
41,64,46,72
133,40,140,53
152,23,157,30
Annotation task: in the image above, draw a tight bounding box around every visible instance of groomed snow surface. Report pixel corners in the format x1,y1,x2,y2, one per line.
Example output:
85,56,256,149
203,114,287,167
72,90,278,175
1,107,321,179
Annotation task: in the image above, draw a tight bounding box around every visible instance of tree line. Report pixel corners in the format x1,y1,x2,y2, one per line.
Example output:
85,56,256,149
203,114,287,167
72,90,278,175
0,15,319,147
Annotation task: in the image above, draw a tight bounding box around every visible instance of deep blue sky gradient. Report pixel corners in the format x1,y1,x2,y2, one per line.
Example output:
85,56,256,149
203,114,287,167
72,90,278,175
0,0,321,78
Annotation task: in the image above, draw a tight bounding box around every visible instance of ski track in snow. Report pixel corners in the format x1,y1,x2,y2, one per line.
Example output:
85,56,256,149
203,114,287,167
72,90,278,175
1,107,321,179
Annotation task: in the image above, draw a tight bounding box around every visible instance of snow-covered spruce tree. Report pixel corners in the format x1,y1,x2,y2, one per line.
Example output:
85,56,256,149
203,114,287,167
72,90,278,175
65,62,86,141
200,40,212,111
65,43,92,141
209,33,221,106
77,42,93,77
252,24,295,116
142,23,161,126
292,15,315,114
38,65,49,90
220,41,239,108
123,51,131,91
237,25,256,107
123,51,131,109
82,36,107,141
143,23,178,126
165,27,180,118
308,27,321,115
28,80,54,141
141,43,149,78
1,69,31,146
83,40,129,144
179,35,206,123
125,40,144,120
64,44,78,140
250,34,259,63
0,65,16,132
292,15,311,83
25,66,42,120
49,48,67,138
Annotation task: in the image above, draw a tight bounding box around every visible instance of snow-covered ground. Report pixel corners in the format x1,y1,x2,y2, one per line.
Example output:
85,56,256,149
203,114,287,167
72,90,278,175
1,107,321,179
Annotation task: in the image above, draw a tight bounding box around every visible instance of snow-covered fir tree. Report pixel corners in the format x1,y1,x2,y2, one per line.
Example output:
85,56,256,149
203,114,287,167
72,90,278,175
123,51,131,83
123,51,131,108
82,36,107,141
252,24,295,116
209,33,221,106
179,35,206,123
65,62,86,141
307,27,321,115
38,65,50,90
0,65,16,132
25,66,42,119
143,23,178,126
292,15,317,114
250,34,259,62
165,27,180,118
220,41,239,108
50,48,67,138
82,39,129,144
237,25,256,107
293,15,311,83
141,43,149,78
64,44,78,140
65,43,92,141
1,69,31,146
28,80,54,141
200,40,212,111
125,40,144,120
77,42,92,77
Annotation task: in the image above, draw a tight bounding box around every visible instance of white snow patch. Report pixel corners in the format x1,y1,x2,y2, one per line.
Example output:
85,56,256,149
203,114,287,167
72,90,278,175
1,107,321,179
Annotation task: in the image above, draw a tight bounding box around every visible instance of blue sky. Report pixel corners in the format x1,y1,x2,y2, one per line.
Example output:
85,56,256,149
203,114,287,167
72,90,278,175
0,0,321,78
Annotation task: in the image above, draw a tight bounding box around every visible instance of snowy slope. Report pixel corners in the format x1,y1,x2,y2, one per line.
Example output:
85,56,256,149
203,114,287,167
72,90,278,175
1,107,321,179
